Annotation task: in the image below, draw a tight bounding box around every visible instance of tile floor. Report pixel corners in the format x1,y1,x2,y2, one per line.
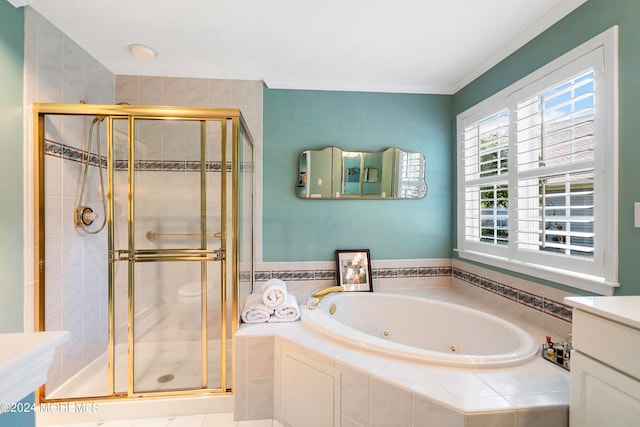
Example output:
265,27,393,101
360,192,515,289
43,414,285,427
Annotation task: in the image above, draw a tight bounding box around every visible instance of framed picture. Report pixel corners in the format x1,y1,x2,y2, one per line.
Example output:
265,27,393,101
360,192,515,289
335,249,373,291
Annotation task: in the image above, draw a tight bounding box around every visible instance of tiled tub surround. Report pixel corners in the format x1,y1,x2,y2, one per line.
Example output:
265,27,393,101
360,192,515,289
235,286,570,427
450,259,575,339
253,258,574,339
252,259,453,305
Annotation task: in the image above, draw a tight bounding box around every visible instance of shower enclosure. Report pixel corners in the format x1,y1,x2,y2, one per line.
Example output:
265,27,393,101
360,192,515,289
33,103,254,401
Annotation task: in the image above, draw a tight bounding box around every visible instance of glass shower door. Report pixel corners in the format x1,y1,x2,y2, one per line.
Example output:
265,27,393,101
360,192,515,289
123,117,227,395
36,104,253,403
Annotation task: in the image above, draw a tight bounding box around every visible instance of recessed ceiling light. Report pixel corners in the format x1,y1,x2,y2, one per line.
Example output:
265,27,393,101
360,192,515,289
127,44,158,60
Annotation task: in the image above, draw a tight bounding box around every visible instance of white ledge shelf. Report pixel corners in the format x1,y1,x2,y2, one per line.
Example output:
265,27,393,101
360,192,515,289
0,331,69,413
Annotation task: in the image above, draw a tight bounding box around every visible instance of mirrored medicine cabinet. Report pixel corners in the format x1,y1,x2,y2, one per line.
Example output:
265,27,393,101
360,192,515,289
296,146,427,199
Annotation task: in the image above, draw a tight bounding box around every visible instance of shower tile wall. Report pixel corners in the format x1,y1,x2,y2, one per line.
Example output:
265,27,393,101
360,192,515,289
23,4,263,395
114,76,262,344
110,119,226,346
115,75,263,139
23,7,115,393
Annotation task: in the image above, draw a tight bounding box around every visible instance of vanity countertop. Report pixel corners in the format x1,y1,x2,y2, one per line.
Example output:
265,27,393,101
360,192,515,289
565,296,640,330
0,331,69,412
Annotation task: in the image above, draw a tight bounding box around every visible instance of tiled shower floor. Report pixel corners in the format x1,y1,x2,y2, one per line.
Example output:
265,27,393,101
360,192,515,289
48,340,231,399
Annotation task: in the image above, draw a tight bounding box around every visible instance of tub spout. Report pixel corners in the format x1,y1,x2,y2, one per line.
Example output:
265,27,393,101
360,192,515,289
312,285,345,299
308,285,345,309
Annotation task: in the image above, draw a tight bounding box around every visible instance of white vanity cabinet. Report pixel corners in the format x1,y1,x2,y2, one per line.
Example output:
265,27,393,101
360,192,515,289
565,296,640,427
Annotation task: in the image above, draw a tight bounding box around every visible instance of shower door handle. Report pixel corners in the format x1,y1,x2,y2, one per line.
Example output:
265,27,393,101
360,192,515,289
111,249,224,262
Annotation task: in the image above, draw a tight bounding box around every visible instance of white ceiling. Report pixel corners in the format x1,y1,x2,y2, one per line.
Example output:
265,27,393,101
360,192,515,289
27,0,587,94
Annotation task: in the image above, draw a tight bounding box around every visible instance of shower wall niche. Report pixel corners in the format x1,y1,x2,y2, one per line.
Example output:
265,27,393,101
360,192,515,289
35,103,255,401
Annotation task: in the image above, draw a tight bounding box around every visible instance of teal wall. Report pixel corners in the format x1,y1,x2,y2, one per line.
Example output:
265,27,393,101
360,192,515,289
263,89,452,262
452,0,640,296
0,5,31,427
0,394,35,427
0,0,25,331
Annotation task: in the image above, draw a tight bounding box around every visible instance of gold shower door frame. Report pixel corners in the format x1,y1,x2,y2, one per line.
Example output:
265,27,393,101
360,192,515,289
33,103,254,403
124,114,227,397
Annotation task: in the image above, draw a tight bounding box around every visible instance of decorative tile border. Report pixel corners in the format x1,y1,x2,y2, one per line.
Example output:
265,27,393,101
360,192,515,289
45,139,238,172
131,159,227,172
254,265,452,282
452,267,573,323
45,138,106,168
256,269,335,282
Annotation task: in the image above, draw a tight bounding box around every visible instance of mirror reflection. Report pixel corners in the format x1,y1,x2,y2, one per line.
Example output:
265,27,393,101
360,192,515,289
296,146,427,199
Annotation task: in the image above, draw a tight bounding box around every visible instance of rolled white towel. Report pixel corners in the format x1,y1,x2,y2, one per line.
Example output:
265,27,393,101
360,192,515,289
241,293,273,324
261,279,288,309
269,293,301,322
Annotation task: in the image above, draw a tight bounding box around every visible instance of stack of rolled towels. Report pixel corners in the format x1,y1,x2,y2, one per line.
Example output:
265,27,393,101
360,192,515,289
241,278,300,324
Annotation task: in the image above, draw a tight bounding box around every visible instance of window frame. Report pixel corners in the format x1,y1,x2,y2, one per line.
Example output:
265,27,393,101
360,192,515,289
456,26,618,295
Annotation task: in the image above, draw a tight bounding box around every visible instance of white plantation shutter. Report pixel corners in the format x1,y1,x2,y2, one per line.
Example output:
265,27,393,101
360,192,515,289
516,70,595,257
456,27,618,295
461,110,510,255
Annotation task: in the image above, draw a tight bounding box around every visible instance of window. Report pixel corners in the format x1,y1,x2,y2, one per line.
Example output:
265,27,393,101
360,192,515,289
397,151,426,198
456,27,618,295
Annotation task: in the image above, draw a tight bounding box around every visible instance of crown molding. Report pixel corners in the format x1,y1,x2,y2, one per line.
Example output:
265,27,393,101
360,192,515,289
263,79,453,95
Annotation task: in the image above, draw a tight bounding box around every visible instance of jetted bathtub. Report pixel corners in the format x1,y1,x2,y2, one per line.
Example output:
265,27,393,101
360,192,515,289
302,292,539,368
